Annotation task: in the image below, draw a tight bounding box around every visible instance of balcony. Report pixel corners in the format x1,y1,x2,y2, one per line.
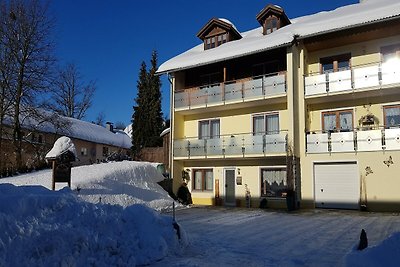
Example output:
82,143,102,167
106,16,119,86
173,131,288,159
306,127,400,153
175,72,286,111
304,60,400,97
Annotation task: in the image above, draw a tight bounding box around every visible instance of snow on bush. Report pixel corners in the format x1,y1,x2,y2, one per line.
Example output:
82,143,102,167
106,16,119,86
346,232,400,267
0,184,187,266
0,161,178,211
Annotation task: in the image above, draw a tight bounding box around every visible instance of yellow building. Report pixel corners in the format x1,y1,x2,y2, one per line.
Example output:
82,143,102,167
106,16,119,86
158,0,400,211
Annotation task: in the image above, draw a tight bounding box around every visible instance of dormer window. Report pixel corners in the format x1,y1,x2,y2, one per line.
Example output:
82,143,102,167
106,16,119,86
265,16,278,35
256,4,291,35
197,18,241,50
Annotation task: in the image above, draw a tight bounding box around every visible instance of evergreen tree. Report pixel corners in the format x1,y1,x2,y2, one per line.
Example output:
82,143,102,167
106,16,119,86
131,51,163,157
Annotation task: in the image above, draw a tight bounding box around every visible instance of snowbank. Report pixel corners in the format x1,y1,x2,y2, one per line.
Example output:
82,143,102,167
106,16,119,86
0,161,178,211
0,184,186,266
346,232,400,267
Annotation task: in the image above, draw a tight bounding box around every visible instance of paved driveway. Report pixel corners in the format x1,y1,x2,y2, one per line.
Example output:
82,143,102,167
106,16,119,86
154,206,400,267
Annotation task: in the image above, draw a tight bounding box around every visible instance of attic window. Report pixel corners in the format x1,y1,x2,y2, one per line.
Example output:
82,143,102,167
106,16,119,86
205,33,227,50
256,4,291,36
265,16,278,35
197,18,242,50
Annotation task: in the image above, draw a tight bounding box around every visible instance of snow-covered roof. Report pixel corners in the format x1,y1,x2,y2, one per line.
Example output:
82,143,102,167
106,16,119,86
160,127,170,137
45,136,77,159
158,0,400,74
6,111,132,149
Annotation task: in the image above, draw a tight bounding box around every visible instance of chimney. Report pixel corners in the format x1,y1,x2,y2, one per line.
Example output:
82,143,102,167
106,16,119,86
105,122,114,132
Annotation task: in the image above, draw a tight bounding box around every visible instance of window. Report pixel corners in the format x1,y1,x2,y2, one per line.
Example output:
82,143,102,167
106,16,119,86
384,105,400,128
204,33,228,50
320,54,351,73
381,44,400,63
199,119,220,139
322,110,353,132
265,17,278,35
102,146,109,157
253,113,279,135
81,147,88,156
261,168,287,198
193,169,213,191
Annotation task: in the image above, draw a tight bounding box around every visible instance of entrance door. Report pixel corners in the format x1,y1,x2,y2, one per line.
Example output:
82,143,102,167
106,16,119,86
314,162,359,209
225,169,235,205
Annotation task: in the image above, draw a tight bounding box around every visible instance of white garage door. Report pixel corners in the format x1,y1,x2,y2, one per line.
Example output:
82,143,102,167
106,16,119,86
314,162,359,210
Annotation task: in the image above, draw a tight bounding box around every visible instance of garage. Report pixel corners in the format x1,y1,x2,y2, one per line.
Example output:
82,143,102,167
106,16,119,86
314,162,360,210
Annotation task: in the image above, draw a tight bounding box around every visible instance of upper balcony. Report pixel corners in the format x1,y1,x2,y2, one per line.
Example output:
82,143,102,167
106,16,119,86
306,127,400,154
304,59,400,102
174,72,287,113
173,131,288,160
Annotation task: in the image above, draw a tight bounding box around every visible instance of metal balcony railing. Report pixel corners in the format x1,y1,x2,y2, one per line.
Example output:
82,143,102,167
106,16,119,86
306,127,400,153
175,72,287,110
304,60,400,96
173,131,288,159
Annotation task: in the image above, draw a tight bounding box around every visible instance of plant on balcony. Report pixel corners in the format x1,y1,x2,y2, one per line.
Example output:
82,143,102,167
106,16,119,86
358,113,379,130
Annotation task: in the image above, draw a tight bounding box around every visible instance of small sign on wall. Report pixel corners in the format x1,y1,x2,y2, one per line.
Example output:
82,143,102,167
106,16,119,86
236,176,242,185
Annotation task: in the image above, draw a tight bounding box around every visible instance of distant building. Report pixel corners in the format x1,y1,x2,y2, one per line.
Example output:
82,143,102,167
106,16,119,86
1,113,131,175
159,0,400,211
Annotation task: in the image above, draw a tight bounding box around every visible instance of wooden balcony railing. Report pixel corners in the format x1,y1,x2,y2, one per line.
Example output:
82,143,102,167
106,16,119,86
174,131,288,159
175,72,287,110
306,127,400,153
304,59,400,96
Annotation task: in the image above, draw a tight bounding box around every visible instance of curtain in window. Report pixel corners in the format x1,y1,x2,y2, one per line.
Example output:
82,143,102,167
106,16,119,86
199,121,209,139
385,107,400,126
253,116,264,135
194,171,202,190
323,113,336,132
205,170,213,190
339,112,353,131
210,120,220,139
262,169,287,186
266,114,279,134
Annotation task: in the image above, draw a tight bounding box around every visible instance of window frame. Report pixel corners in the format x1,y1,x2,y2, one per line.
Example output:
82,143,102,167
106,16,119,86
204,33,229,50
383,104,400,128
252,112,280,135
198,118,220,140
320,53,351,74
192,169,214,191
321,109,354,133
260,167,287,198
264,16,279,35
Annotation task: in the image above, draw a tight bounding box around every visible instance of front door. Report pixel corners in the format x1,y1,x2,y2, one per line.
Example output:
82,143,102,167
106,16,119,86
225,169,235,205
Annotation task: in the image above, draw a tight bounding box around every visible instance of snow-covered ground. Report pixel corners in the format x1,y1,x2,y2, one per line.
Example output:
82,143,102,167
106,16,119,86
1,161,400,266
0,161,177,211
0,161,187,266
154,207,400,267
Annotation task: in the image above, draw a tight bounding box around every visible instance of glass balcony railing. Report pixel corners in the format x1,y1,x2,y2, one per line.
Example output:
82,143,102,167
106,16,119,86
304,60,400,96
174,72,287,110
173,131,288,159
306,127,400,153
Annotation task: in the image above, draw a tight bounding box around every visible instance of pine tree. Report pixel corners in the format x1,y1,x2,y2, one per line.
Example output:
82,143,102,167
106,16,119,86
131,51,163,157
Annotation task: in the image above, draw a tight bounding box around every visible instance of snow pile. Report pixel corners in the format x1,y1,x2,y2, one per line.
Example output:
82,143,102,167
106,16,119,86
0,161,178,211
346,232,400,267
0,184,186,266
45,136,77,159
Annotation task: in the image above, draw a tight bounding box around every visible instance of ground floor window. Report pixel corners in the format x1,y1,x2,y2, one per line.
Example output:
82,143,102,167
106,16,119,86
261,168,287,198
193,169,213,191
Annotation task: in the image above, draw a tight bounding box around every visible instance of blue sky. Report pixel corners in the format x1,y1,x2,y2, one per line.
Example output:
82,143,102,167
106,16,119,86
51,0,359,127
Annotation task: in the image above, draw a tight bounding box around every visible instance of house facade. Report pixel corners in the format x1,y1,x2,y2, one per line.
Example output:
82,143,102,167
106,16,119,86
158,0,400,211
0,116,131,175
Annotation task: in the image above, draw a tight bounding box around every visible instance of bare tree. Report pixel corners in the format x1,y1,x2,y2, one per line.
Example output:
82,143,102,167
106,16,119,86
94,111,106,126
0,0,56,171
51,63,96,120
